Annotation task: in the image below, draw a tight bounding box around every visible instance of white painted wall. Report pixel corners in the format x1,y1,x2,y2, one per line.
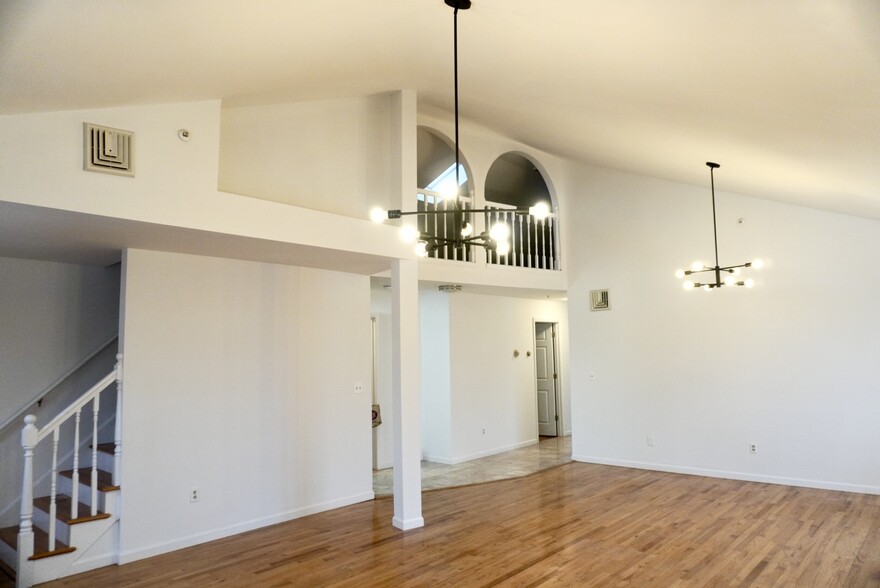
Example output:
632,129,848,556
219,95,393,218
420,290,568,464
370,284,394,470
568,165,880,493
0,257,119,424
419,290,453,461
118,249,373,562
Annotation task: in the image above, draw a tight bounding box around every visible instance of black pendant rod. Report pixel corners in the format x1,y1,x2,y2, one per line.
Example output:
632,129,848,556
453,7,461,191
707,162,721,273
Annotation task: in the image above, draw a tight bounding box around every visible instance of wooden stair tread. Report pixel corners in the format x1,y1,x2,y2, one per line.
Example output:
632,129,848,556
0,525,75,560
33,495,110,524
94,442,115,456
89,441,116,455
59,468,120,492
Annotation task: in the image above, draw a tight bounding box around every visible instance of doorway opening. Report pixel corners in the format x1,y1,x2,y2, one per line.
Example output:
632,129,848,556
534,322,560,437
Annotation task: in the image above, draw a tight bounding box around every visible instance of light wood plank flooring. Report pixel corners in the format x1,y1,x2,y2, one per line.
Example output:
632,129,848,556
39,462,880,587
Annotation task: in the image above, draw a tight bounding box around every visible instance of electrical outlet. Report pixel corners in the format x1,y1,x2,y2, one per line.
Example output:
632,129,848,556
482,428,486,435
354,383,364,394
749,443,758,455
646,435,655,447
190,488,199,503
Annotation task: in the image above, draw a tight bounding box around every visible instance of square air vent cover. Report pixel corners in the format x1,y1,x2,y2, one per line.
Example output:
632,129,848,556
590,289,610,311
83,123,134,177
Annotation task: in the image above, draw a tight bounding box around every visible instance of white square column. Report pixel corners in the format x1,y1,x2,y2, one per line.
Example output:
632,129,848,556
391,257,423,530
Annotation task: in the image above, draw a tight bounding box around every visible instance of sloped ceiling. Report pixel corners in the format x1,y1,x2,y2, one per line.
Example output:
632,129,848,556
2,0,879,218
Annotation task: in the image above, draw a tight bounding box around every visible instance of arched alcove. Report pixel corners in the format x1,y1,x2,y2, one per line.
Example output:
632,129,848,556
417,126,472,197
485,152,552,209
416,126,474,261
484,152,559,270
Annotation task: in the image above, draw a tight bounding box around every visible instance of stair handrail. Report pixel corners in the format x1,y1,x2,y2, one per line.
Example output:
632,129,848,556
0,335,119,433
35,371,117,443
17,354,123,585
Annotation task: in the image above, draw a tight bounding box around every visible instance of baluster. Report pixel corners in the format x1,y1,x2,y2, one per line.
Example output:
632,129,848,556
91,395,100,516
541,219,550,269
49,428,59,550
19,415,38,570
72,408,81,519
114,353,123,487
535,218,541,269
516,214,524,267
527,215,533,268
549,216,557,270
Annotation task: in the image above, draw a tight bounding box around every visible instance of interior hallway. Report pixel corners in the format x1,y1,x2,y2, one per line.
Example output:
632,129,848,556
373,435,571,496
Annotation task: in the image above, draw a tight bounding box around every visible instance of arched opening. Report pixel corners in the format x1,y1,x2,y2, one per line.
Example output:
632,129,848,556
416,127,474,261
484,153,559,270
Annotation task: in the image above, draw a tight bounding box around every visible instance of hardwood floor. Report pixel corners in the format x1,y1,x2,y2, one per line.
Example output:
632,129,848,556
41,462,880,587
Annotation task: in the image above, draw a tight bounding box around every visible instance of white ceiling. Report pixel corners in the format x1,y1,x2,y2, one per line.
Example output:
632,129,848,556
2,0,880,220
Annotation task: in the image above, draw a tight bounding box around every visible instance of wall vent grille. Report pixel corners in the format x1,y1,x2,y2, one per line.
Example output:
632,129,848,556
590,289,610,311
83,123,134,177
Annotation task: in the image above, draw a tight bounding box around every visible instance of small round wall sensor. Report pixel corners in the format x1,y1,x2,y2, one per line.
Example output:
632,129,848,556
178,129,191,142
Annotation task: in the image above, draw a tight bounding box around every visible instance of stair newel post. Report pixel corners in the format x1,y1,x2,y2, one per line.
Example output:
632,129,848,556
18,415,38,586
49,428,59,551
91,395,100,517
72,409,81,520
113,353,123,487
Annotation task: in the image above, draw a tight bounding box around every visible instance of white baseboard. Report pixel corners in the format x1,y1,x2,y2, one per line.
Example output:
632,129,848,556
424,438,538,465
118,491,375,565
392,515,424,531
571,454,880,495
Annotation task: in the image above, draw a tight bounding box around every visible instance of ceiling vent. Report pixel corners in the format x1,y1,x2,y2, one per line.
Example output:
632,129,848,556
590,289,610,311
83,123,134,177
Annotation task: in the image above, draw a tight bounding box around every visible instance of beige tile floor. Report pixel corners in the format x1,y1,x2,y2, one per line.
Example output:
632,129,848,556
373,435,572,496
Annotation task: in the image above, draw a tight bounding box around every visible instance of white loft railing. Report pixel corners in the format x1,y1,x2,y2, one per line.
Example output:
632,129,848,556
17,354,123,571
484,203,559,270
414,191,561,270
416,189,475,262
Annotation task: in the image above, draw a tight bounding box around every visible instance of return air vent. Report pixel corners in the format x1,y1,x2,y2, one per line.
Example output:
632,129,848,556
83,123,134,177
590,289,610,311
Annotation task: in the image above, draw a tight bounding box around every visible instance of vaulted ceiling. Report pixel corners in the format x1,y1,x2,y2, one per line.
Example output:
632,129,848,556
2,0,879,219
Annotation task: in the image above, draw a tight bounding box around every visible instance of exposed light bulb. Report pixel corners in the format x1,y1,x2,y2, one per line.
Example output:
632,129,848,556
399,225,420,243
752,258,764,269
702,284,711,291
439,179,458,201
675,269,685,279
496,241,511,256
369,207,387,224
528,201,551,220
460,222,474,237
683,280,695,290
489,222,510,241
414,242,429,257
744,278,755,288
691,261,704,271
724,275,737,286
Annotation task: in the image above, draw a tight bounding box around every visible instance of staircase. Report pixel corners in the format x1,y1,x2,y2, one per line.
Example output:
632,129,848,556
0,356,123,588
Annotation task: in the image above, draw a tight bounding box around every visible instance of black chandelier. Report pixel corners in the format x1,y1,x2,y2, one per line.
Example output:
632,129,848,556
675,162,763,290
370,0,549,257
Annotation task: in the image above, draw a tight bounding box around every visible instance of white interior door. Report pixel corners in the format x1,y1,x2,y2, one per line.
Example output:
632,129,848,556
535,322,558,437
